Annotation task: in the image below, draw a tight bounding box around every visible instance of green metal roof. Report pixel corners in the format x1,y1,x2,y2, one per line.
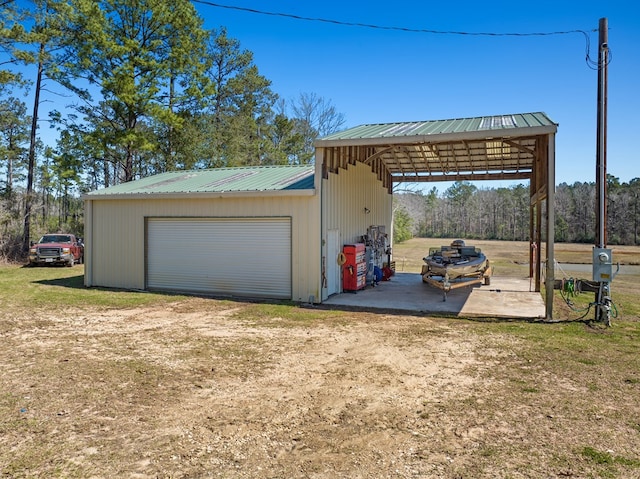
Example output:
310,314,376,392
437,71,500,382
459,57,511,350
314,112,558,185
317,112,556,143
84,165,315,198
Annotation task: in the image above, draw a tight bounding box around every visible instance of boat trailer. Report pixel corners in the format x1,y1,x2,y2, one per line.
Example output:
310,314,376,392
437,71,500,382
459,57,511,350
421,263,492,301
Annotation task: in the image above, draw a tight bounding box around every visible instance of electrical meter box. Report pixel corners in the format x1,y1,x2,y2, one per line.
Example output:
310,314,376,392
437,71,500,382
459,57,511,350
592,247,613,282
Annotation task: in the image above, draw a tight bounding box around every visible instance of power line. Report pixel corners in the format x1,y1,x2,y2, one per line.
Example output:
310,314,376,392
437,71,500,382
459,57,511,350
192,0,594,38
191,0,608,70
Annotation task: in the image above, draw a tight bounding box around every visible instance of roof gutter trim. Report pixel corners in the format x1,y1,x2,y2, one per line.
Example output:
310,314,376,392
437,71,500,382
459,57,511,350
82,188,316,201
315,125,558,148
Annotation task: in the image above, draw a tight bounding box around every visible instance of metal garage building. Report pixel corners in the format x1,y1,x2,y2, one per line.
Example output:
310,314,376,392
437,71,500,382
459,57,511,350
83,111,558,317
83,161,392,303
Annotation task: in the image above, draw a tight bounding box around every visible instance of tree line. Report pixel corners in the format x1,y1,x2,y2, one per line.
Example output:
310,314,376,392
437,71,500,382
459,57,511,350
393,176,640,246
1,0,345,259
3,1,636,261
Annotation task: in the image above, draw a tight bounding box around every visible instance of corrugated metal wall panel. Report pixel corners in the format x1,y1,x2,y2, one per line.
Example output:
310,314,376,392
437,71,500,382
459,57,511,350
147,218,291,299
90,199,146,289
87,194,321,302
319,160,393,300
324,162,393,245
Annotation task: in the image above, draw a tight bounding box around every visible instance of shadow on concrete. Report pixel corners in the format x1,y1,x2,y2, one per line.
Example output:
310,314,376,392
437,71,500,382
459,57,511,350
322,272,545,320
29,269,545,321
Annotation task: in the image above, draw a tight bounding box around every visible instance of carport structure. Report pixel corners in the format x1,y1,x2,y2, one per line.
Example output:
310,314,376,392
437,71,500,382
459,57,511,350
315,112,558,319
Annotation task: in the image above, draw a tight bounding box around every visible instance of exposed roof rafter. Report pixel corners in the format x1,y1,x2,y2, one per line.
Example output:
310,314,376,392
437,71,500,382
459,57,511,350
316,112,557,184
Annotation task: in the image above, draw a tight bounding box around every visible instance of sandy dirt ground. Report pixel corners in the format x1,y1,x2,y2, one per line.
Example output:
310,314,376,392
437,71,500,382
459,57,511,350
2,298,639,478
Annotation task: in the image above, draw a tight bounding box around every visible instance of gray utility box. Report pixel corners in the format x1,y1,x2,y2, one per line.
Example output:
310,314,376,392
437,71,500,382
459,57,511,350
592,247,613,282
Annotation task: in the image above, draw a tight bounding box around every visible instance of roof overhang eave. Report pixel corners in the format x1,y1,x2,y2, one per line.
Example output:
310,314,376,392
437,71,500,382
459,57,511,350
315,125,558,148
82,188,316,201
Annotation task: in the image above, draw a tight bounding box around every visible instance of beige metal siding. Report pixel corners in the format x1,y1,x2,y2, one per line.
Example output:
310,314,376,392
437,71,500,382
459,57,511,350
147,217,291,298
85,194,321,302
89,199,146,290
319,160,393,300
323,161,393,245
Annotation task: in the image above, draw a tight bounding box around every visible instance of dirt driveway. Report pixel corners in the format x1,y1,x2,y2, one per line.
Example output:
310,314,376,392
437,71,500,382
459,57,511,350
2,297,639,478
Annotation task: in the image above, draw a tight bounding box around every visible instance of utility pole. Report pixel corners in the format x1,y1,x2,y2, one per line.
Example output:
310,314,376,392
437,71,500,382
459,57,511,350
593,18,615,325
595,17,608,250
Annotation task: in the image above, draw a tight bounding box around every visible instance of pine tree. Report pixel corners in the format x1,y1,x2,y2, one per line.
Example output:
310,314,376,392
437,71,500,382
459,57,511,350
59,0,210,183
0,96,30,196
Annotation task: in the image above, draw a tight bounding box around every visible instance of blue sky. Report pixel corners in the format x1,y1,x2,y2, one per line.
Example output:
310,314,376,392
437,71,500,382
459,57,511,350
4,1,638,190
192,0,640,189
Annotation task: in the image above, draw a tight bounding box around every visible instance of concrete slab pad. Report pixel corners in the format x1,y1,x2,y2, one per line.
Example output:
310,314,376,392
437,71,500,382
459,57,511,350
322,272,545,319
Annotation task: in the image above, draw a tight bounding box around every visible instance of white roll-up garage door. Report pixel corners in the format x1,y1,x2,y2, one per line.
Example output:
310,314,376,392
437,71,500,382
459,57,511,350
146,217,291,299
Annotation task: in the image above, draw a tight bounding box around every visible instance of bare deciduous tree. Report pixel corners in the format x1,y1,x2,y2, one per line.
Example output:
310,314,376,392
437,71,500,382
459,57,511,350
287,92,346,163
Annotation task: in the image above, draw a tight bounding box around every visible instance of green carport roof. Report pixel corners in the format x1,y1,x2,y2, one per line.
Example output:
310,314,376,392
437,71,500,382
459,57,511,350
317,112,556,143
314,112,558,184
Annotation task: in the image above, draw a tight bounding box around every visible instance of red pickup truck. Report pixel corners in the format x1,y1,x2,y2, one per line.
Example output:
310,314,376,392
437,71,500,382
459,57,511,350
28,234,84,267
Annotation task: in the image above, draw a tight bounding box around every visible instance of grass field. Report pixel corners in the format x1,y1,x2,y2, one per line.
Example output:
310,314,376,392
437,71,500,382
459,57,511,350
393,238,640,321
392,238,640,273
1,240,639,478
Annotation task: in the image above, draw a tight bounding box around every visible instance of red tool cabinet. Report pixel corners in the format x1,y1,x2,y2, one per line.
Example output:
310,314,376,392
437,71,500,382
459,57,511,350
342,243,366,291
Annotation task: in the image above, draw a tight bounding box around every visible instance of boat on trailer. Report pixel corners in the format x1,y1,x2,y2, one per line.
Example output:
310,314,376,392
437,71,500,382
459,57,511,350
421,240,492,300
